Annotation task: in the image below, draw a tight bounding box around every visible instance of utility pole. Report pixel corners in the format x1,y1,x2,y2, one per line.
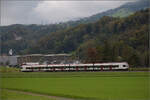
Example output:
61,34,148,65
78,49,80,61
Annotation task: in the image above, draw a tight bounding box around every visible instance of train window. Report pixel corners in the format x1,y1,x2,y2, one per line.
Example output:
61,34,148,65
112,65,119,68
103,65,110,67
45,67,49,69
123,65,126,67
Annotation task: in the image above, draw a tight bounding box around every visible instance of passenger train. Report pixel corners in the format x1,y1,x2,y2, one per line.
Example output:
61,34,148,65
20,62,129,72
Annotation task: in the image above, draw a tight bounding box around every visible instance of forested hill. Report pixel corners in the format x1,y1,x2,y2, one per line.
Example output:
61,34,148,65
27,8,149,67
66,0,149,25
0,0,148,55
0,24,70,54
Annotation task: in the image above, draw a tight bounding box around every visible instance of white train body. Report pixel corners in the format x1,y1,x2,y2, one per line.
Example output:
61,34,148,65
20,62,129,72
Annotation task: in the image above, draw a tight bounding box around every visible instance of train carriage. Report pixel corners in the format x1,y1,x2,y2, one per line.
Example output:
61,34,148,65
20,62,129,72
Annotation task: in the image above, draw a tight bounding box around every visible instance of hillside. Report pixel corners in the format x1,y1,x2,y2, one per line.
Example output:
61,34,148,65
69,0,149,24
27,8,149,67
0,24,69,54
0,0,148,55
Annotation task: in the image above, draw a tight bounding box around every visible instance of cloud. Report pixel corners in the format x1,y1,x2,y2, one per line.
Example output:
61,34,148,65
1,1,39,25
1,1,130,26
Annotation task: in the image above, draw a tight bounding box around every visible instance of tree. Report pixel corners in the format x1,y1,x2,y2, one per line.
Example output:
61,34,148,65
87,47,99,63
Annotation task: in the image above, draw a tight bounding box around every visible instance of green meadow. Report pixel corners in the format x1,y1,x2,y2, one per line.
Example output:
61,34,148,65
1,89,56,100
0,71,149,100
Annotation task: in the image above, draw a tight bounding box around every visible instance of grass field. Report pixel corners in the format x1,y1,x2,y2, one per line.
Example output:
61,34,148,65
0,71,149,100
1,89,56,100
0,66,20,72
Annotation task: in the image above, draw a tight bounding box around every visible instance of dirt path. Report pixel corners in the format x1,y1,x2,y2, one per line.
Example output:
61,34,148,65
3,88,77,100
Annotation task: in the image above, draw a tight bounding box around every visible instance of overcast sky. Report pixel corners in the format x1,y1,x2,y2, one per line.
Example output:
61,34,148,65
1,0,133,26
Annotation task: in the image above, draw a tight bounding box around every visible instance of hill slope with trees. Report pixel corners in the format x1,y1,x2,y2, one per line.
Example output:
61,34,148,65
0,0,149,54
0,24,70,54
0,0,148,55
27,8,149,67
66,0,149,25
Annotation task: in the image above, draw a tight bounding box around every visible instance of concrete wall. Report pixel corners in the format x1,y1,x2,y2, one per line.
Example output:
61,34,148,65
0,56,17,66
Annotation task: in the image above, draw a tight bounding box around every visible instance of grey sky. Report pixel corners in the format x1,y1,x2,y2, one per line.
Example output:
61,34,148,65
1,1,132,26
